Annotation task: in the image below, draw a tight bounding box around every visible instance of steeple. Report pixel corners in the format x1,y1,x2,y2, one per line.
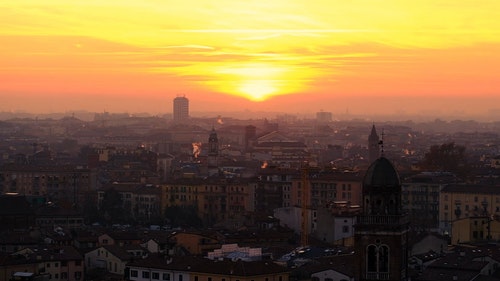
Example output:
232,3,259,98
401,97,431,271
207,127,219,176
354,154,409,281
368,124,380,163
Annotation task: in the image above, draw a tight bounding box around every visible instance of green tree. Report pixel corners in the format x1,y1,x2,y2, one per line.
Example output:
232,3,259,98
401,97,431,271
164,206,203,227
100,188,125,224
421,142,470,179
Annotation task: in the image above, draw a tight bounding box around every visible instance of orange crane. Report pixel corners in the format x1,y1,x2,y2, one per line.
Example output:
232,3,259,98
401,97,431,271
301,166,309,247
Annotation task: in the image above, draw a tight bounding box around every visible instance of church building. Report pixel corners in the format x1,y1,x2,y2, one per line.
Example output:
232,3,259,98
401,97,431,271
354,156,409,281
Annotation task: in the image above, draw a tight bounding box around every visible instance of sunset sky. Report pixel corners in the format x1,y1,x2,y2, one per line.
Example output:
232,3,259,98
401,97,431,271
1,1,500,118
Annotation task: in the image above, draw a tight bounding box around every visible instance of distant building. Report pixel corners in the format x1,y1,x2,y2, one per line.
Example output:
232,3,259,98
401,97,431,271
316,111,332,123
173,96,189,123
207,128,219,176
402,172,459,232
368,124,380,164
439,184,500,243
127,255,289,281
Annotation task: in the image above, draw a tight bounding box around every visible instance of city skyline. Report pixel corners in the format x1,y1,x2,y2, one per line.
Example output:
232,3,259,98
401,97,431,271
1,1,500,118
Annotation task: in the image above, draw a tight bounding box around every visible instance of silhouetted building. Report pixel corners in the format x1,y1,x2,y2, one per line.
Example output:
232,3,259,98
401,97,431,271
173,96,189,123
245,125,257,152
207,127,219,176
368,125,380,163
316,111,333,123
354,157,409,281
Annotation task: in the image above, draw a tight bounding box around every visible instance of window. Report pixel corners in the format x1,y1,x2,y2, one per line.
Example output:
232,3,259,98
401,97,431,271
342,225,350,233
179,275,183,281
152,272,160,280
61,272,68,279
131,270,138,278
195,276,199,281
162,273,170,280
75,272,82,280
367,244,389,273
143,271,150,279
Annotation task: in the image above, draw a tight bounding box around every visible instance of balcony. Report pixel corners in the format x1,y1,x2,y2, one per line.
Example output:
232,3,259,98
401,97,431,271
357,214,409,226
366,272,390,280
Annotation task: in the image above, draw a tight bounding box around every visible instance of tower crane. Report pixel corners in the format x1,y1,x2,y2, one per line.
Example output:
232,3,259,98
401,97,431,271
301,165,309,247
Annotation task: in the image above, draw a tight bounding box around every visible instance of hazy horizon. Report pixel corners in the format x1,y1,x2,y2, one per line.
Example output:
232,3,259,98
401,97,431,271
2,1,500,120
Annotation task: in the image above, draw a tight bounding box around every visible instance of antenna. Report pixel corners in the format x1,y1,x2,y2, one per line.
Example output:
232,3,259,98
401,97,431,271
379,129,385,157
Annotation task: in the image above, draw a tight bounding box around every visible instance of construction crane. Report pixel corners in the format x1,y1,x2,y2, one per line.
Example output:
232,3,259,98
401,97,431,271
301,165,309,247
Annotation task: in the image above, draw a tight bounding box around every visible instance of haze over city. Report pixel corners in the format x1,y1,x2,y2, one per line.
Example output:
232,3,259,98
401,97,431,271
1,1,500,119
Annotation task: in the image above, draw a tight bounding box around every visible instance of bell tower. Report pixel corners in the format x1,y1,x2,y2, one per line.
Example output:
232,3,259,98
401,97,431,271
354,156,409,281
207,127,219,176
368,124,380,164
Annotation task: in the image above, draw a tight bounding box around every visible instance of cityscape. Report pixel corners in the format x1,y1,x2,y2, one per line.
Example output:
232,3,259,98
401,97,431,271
1,95,500,281
2,1,500,281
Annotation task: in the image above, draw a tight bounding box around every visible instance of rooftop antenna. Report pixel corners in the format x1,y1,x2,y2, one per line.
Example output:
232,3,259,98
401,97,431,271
379,129,385,157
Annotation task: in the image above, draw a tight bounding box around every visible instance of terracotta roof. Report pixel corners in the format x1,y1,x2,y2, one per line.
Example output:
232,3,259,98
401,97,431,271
0,195,34,216
102,245,133,261
441,184,500,194
129,255,289,276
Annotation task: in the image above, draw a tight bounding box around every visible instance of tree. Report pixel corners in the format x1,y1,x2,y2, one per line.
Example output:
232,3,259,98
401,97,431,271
164,206,203,227
421,142,470,179
100,188,125,224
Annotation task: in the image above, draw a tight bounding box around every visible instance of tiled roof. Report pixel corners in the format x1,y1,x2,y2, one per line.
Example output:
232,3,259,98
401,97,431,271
0,195,34,216
129,255,289,276
441,184,500,194
102,245,133,261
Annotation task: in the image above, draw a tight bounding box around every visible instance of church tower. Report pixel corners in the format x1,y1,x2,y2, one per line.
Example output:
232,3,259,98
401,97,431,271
368,125,380,164
207,127,219,176
354,156,409,281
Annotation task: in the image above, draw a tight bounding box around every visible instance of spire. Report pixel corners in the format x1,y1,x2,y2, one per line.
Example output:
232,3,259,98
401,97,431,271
369,124,379,141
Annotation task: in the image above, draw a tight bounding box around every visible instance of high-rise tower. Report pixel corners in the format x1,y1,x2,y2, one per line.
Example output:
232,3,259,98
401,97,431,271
354,156,409,281
173,96,189,123
368,124,380,163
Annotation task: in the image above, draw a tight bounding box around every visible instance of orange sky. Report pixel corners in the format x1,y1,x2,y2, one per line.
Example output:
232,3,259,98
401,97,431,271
1,1,500,118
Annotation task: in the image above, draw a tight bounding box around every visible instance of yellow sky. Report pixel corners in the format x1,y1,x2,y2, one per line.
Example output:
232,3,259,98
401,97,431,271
1,0,500,117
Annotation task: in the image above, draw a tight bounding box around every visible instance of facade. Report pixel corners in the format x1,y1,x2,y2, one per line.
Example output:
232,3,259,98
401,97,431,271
127,255,289,281
0,164,94,205
97,183,162,221
354,157,409,281
438,184,500,243
173,96,189,123
402,172,458,232
316,111,333,123
314,202,360,245
161,178,256,227
7,246,84,281
170,231,221,256
85,245,144,275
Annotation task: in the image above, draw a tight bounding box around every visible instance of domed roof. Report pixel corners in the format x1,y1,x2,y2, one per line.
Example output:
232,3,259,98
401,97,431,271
363,157,400,190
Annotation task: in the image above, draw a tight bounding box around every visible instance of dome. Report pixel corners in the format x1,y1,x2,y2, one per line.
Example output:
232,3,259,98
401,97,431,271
363,157,400,190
